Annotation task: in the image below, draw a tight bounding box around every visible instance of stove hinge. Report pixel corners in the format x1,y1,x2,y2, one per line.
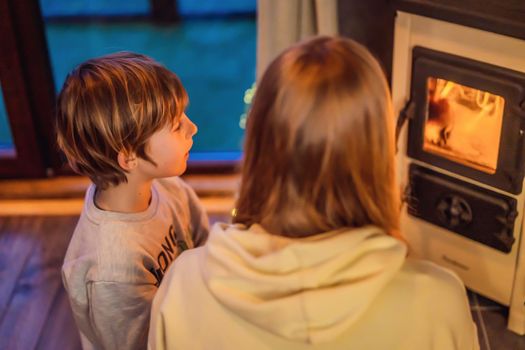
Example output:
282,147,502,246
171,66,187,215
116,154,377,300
495,210,518,252
395,99,416,153
401,181,418,215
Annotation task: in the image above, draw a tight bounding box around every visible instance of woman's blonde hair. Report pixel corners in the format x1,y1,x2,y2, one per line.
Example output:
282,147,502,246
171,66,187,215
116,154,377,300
56,52,188,189
234,36,400,238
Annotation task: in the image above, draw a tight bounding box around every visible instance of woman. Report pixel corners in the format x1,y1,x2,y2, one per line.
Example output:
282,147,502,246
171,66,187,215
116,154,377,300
148,36,479,350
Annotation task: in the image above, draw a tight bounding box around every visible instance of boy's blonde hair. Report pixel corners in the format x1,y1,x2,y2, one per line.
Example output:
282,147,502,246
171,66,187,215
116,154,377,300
234,36,401,238
56,52,188,189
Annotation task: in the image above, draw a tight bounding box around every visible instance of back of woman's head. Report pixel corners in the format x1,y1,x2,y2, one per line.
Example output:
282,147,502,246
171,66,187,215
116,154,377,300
234,36,400,238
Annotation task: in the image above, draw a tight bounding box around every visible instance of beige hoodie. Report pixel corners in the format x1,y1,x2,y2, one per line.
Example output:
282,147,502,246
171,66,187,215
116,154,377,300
149,223,479,350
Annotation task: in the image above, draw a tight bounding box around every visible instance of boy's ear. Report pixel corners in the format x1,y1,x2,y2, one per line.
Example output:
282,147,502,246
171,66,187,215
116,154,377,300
117,150,138,171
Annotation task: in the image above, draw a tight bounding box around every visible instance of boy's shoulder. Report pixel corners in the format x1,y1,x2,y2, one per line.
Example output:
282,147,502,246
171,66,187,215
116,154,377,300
68,193,159,264
64,216,157,283
68,211,150,255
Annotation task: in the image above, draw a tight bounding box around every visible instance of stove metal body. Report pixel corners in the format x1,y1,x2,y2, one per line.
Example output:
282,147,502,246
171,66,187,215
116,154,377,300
392,12,525,335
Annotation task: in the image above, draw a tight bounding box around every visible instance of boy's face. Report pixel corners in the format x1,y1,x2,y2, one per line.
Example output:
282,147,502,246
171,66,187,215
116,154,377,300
140,113,197,178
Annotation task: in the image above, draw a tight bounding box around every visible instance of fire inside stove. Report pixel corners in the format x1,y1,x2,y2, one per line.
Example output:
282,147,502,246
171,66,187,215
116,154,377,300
423,77,505,174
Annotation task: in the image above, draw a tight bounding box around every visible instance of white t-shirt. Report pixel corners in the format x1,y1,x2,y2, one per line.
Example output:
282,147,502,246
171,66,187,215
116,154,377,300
63,177,209,350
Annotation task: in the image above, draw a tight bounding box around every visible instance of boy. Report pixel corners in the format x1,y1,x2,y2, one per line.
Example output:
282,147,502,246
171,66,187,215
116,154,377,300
56,52,209,350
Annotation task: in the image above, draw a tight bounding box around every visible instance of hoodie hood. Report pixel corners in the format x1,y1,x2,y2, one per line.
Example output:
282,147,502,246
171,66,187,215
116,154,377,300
201,223,407,344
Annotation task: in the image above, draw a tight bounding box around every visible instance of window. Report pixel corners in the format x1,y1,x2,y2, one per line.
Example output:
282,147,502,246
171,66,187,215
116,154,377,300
40,0,256,167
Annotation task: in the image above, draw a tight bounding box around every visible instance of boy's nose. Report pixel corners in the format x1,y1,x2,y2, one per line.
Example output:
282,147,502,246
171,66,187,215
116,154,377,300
189,120,198,137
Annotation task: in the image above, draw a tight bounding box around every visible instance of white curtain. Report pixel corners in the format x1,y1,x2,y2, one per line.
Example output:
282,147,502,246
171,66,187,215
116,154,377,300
256,0,339,79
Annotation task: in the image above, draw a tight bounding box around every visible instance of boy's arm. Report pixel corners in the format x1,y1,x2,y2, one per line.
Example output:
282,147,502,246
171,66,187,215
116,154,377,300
147,280,169,350
87,281,156,350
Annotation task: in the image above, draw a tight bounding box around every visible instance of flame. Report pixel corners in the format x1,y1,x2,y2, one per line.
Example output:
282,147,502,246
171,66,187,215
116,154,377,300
423,77,504,174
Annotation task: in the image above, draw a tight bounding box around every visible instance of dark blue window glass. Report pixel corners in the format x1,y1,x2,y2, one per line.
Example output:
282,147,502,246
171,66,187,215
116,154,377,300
0,83,16,157
40,0,256,162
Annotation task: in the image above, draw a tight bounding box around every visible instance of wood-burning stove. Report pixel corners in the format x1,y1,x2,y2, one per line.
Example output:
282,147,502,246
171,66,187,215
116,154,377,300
392,9,525,335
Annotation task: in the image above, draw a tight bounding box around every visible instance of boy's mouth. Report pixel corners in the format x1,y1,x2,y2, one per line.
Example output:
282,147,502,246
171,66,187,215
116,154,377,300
185,141,192,158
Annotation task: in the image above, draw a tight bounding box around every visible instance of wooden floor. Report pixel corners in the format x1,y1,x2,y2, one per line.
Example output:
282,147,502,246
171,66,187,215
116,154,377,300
0,215,82,350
